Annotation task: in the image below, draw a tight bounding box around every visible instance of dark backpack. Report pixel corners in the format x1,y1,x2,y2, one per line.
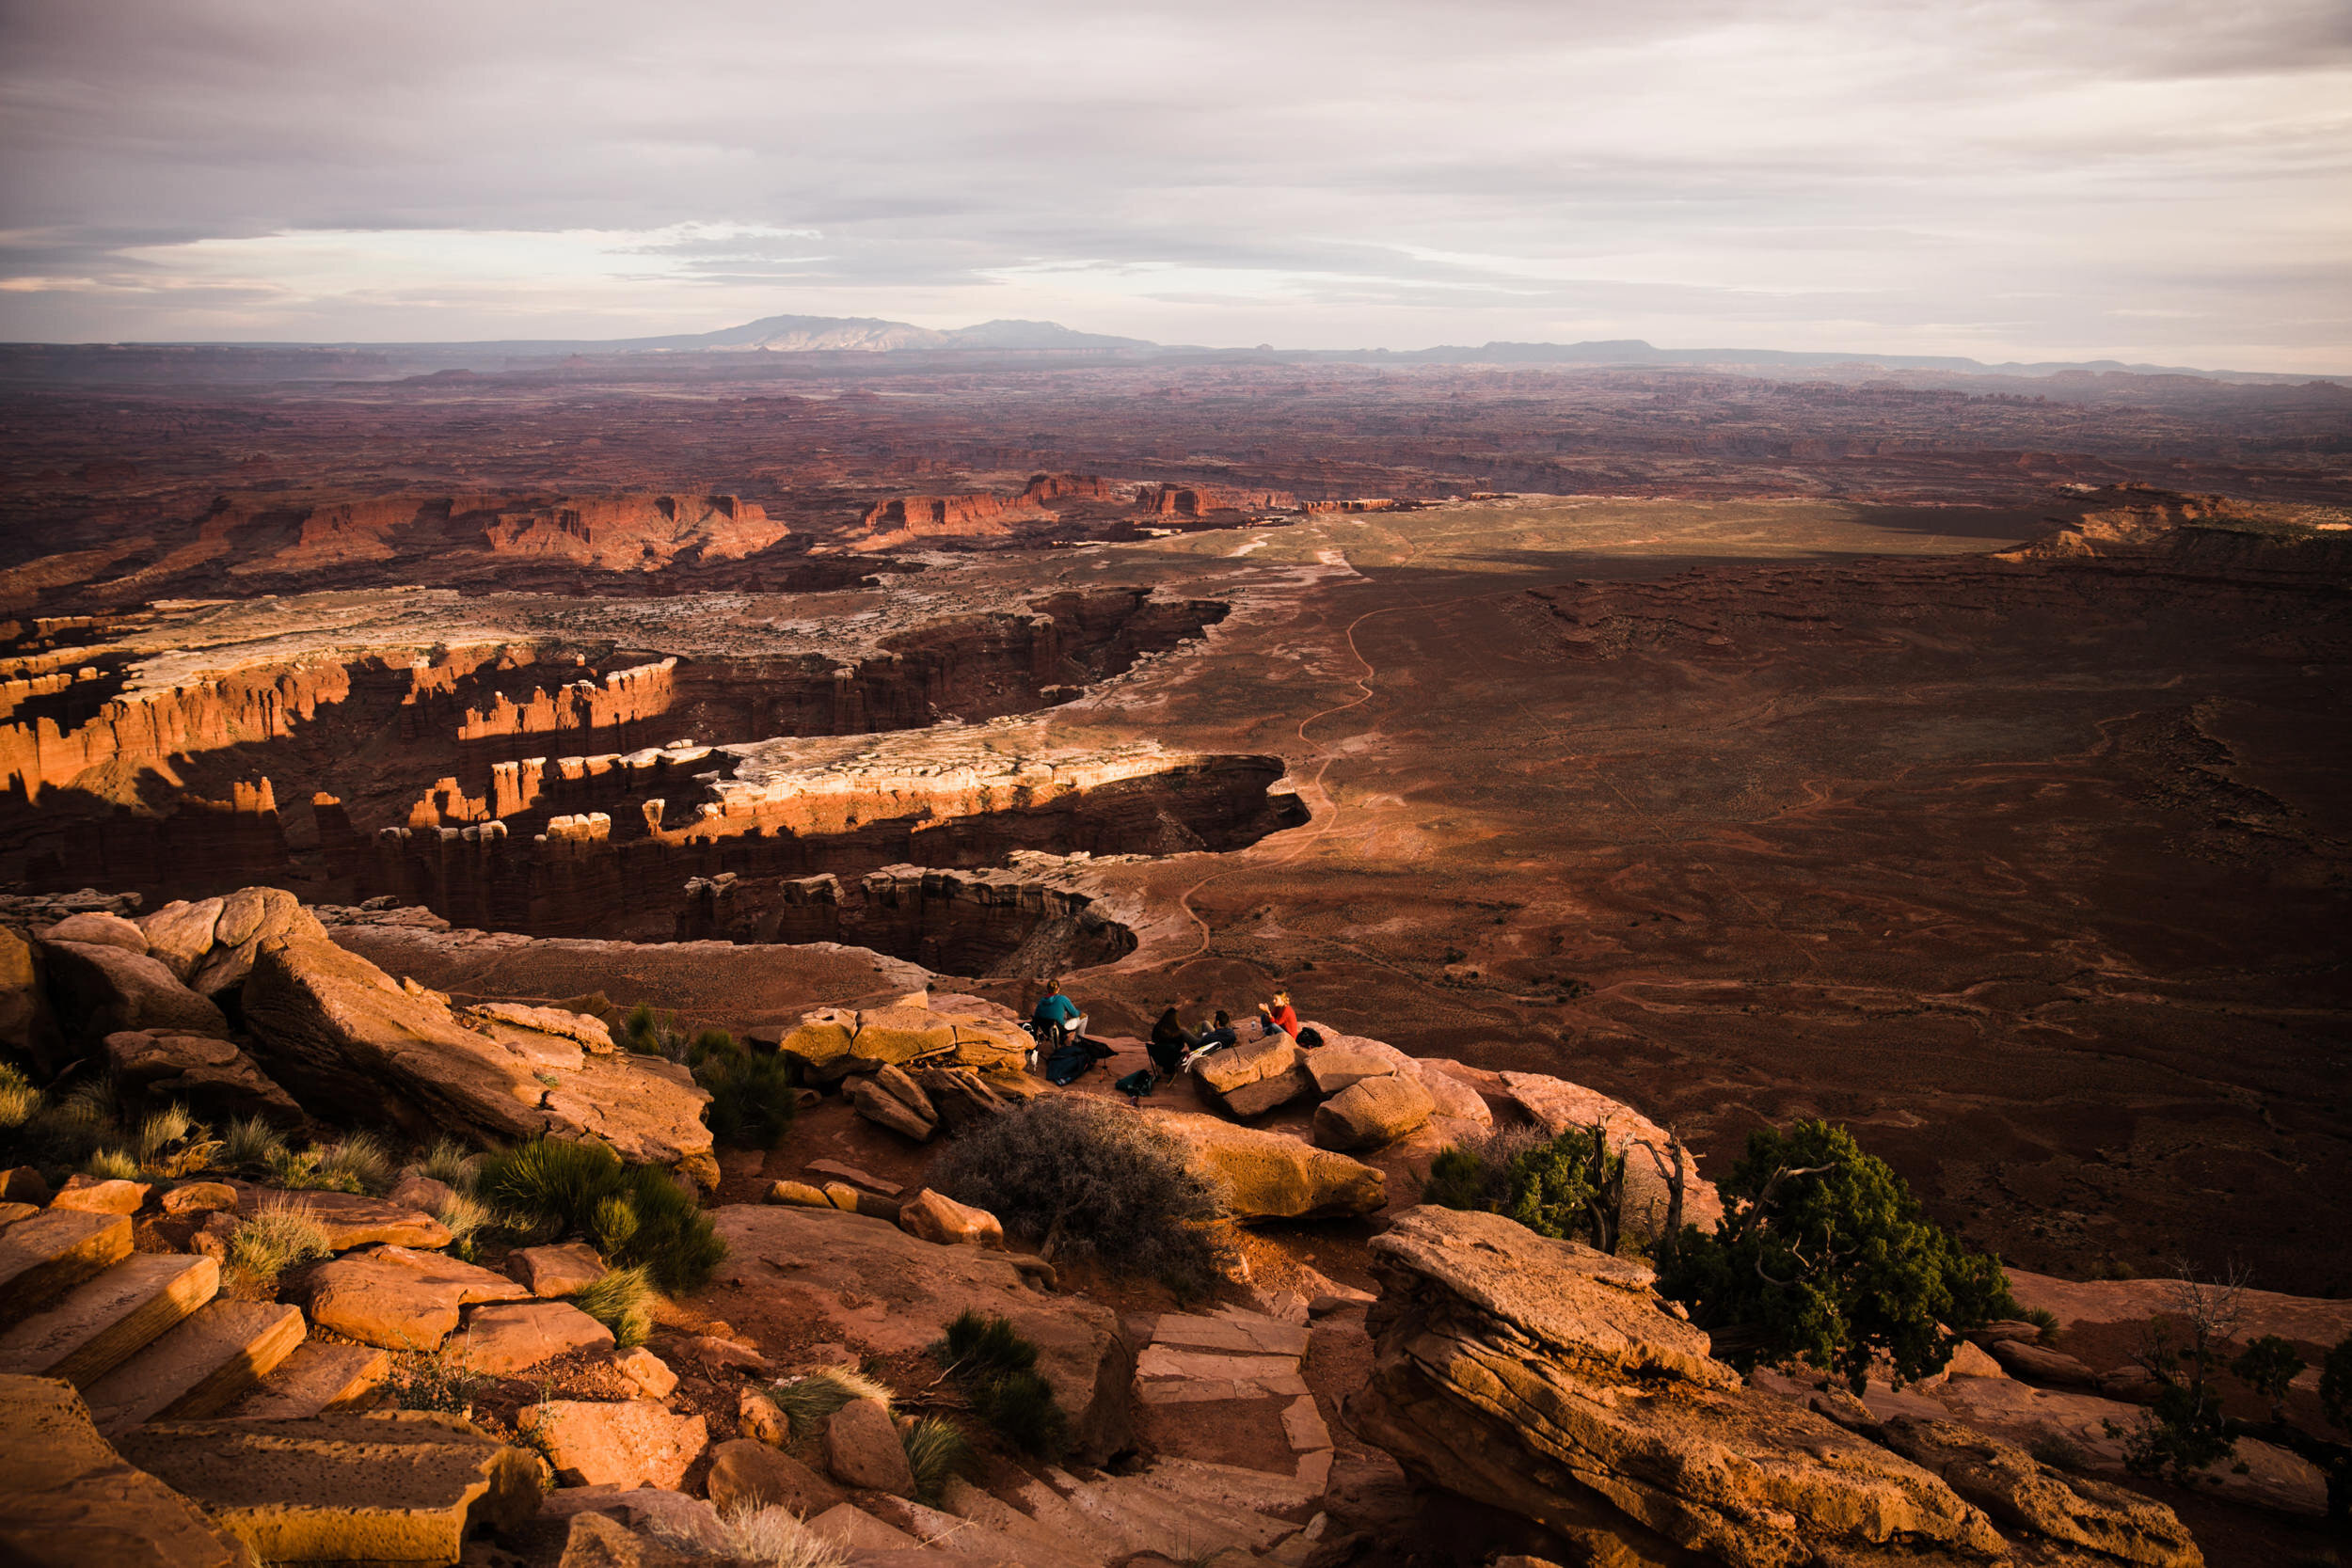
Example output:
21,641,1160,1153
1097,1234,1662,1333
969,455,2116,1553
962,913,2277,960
1043,1039,1104,1086
1114,1068,1158,1099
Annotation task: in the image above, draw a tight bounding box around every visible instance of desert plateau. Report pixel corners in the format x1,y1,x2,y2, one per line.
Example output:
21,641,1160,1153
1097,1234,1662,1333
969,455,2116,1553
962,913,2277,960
3,4,2349,1566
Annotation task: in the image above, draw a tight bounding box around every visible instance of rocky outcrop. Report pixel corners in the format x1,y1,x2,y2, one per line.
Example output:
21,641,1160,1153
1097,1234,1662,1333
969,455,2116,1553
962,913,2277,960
1312,1074,1435,1151
103,1032,304,1125
710,1204,1133,1464
1352,1207,2199,1568
780,1002,1031,1085
222,894,715,1184
1500,1069,1724,1236
40,942,230,1040
1143,1111,1386,1221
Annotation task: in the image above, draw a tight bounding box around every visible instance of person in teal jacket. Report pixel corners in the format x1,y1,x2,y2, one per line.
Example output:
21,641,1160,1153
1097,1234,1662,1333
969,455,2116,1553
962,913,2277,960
1032,979,1085,1046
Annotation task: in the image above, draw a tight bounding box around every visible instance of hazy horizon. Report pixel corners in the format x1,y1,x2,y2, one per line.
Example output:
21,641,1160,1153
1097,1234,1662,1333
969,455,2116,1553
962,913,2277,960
4,0,2347,372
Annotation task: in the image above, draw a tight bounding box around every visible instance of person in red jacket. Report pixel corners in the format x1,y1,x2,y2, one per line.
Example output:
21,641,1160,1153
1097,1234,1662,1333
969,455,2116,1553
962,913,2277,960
1257,990,1298,1039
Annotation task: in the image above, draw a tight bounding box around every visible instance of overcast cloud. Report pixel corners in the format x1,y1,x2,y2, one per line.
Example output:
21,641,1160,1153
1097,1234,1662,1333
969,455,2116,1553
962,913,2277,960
1,0,2346,368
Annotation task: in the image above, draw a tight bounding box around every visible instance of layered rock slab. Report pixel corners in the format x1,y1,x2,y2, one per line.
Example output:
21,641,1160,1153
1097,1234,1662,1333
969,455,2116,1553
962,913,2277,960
1351,1206,2009,1568
0,1373,253,1568
1143,1110,1385,1221
119,1410,540,1565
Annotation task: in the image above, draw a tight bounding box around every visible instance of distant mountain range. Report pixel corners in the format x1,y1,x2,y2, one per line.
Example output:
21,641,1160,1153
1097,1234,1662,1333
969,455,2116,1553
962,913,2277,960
4,314,2342,388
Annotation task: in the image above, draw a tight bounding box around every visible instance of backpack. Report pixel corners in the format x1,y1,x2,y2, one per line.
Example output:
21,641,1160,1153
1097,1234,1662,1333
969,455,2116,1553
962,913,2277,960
1114,1068,1158,1099
1043,1039,1104,1087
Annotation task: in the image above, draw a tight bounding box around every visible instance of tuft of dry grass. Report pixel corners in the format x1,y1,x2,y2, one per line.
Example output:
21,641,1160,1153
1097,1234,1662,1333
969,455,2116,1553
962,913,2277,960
720,1504,850,1568
227,1197,332,1286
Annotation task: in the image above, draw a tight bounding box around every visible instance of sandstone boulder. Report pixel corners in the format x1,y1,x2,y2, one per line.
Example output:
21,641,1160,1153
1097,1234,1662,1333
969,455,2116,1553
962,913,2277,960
0,927,64,1076
303,1244,532,1349
510,1242,607,1298
898,1189,1005,1248
43,942,230,1040
539,1487,729,1557
825,1397,914,1494
1873,1417,2201,1566
185,888,311,999
522,1399,707,1489
104,1032,303,1125
1992,1339,2101,1387
45,912,148,953
1312,1075,1436,1151
51,1177,151,1215
136,900,226,981
462,1000,617,1053
735,1385,786,1445
616,1349,678,1401
908,1065,1052,1131
781,1004,1031,1085
1144,1110,1386,1221
1305,1048,1398,1096
1411,1060,1495,1127
236,920,717,1186
711,1205,1134,1464
453,1300,613,1374
1193,1036,1313,1117
1350,1207,2198,1568
706,1437,844,1516
845,1071,937,1142
160,1181,238,1216
0,1373,252,1568
119,1410,540,1566
386,1172,454,1212
767,1180,831,1209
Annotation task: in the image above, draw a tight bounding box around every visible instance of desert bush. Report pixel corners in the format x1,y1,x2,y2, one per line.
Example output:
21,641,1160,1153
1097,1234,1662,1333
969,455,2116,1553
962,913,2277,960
935,1309,1067,1459
478,1136,723,1291
688,1031,797,1148
568,1264,655,1348
1426,1123,1628,1251
83,1145,141,1180
719,1503,850,1568
0,1061,41,1130
2023,1305,2062,1343
900,1416,973,1504
770,1365,894,1435
930,1097,1226,1291
621,1004,690,1062
385,1341,487,1415
130,1103,220,1179
2324,1334,2352,1431
2233,1336,2307,1422
417,1137,479,1192
1657,1118,2010,1394
2103,1264,2248,1484
432,1191,497,1261
310,1132,393,1193
217,1115,289,1173
228,1198,332,1286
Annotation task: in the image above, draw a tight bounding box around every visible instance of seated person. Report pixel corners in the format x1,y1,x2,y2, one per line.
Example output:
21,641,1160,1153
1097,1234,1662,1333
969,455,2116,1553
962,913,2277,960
1257,990,1299,1039
1031,980,1085,1045
1149,1006,1204,1076
1194,1009,1239,1053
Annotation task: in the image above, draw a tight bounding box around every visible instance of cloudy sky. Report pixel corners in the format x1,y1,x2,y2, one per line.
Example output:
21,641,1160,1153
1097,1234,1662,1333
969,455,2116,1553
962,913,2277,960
2,0,2347,369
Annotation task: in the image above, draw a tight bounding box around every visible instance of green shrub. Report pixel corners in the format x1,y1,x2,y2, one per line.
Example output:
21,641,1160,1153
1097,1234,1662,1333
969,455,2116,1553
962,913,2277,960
433,1192,497,1261
480,1136,626,1233
689,1032,797,1149
1426,1124,1628,1252
311,1132,393,1194
2323,1335,2352,1431
1657,1119,2010,1394
622,1004,689,1062
2233,1336,2306,1422
900,1417,973,1504
770,1365,894,1435
478,1137,724,1292
930,1097,1227,1291
568,1264,654,1348
228,1198,332,1286
934,1310,1067,1459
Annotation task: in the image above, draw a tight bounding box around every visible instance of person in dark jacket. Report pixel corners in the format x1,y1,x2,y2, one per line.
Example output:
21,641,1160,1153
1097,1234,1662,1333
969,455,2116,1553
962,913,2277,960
1194,1009,1239,1054
1149,1006,1204,1075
